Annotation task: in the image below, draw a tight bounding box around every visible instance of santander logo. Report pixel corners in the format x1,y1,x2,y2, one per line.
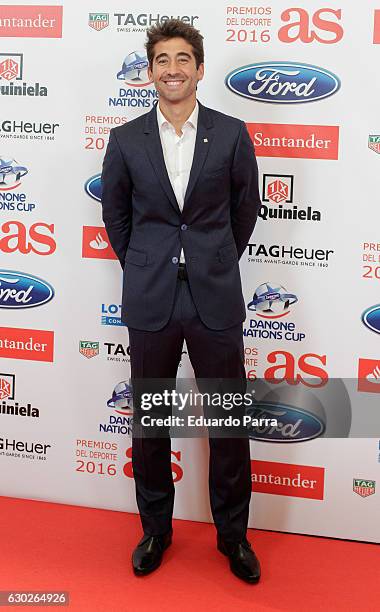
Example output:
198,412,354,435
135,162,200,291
246,123,339,160
251,459,325,499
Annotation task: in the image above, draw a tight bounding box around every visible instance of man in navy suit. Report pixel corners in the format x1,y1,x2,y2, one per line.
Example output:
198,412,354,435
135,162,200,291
101,19,261,583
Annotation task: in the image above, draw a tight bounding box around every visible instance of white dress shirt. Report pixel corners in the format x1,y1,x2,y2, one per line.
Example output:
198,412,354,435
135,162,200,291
157,101,199,264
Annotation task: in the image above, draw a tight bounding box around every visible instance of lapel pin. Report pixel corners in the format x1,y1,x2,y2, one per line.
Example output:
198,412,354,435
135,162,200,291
203,138,208,143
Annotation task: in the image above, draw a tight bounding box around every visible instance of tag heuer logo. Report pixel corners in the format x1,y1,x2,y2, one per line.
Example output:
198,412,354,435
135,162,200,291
79,341,99,359
89,13,109,31
368,135,380,154
353,478,376,498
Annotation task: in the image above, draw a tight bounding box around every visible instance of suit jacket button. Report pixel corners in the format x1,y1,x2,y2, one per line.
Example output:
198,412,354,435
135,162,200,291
181,224,188,231
172,256,179,264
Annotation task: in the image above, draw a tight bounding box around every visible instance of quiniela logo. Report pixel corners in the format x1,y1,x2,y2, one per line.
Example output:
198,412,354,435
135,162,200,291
0,53,48,97
260,174,321,221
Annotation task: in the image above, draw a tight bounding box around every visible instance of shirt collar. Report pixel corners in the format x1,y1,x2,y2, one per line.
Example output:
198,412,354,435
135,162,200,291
157,101,199,132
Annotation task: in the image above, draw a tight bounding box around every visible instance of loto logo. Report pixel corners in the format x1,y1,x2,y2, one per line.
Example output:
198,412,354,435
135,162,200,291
0,327,54,362
226,62,340,104
251,460,325,499
0,5,63,38
278,8,343,44
82,226,117,260
246,123,339,160
0,270,54,309
0,221,56,255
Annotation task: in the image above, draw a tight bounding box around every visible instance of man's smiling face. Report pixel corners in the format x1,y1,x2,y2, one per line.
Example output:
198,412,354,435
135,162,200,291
148,36,204,104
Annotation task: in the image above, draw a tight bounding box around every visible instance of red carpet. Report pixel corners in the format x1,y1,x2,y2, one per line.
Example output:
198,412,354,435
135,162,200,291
0,495,379,611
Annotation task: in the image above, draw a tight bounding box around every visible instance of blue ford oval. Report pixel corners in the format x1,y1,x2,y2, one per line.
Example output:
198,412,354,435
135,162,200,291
362,305,380,335
225,62,340,103
85,174,102,202
0,270,54,309
248,401,325,442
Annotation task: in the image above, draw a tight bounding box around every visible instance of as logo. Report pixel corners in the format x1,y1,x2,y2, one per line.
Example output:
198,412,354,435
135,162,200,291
123,446,183,483
0,221,56,255
278,8,343,44
353,479,376,498
264,350,328,388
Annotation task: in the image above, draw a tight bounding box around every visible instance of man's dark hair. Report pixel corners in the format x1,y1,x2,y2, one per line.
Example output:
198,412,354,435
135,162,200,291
145,19,204,69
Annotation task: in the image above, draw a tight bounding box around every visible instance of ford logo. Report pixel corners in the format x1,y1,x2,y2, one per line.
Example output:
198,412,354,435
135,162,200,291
247,401,325,442
225,62,340,103
85,174,102,202
362,305,380,335
0,270,54,309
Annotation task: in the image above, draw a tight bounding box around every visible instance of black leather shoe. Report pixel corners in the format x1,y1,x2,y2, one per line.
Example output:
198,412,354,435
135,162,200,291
217,535,261,584
132,531,172,576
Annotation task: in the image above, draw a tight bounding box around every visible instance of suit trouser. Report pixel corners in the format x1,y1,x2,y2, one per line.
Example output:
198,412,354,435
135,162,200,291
128,275,251,542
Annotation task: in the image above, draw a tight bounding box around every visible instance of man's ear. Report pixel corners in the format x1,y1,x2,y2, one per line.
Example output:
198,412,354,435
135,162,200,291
148,65,153,82
197,62,205,82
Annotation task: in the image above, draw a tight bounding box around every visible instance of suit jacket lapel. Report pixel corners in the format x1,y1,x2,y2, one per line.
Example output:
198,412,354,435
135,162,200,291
184,101,214,209
143,103,181,214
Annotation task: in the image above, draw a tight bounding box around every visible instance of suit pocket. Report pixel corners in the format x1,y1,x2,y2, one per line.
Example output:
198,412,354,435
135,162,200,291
203,164,229,179
125,247,147,267
218,242,238,263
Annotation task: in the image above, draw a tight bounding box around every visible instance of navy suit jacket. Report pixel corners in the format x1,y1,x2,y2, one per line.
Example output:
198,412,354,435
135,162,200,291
101,100,261,331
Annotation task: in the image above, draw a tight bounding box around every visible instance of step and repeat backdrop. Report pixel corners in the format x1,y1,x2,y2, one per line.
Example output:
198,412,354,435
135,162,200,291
1,1,380,543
